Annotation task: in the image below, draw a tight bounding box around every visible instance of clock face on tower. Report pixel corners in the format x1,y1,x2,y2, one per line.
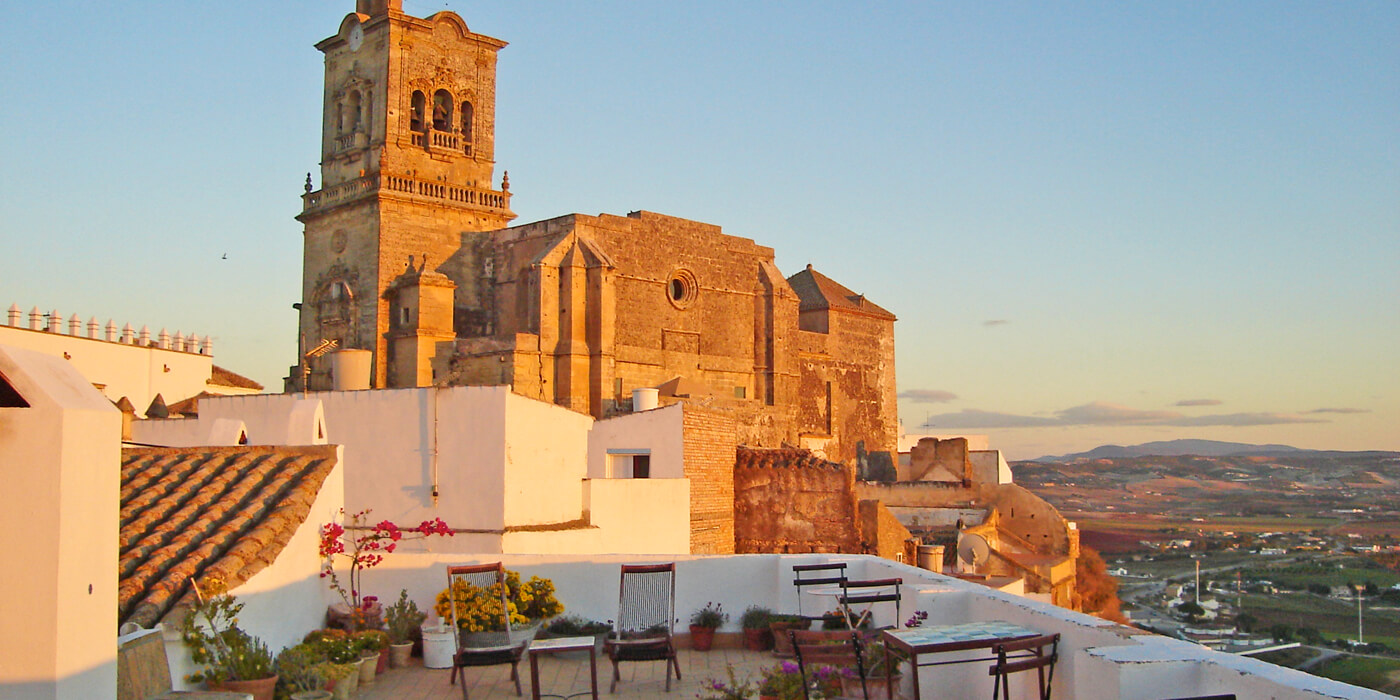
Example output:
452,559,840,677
348,24,364,51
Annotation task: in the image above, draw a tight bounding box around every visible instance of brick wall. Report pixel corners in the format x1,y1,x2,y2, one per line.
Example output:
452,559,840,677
682,406,738,554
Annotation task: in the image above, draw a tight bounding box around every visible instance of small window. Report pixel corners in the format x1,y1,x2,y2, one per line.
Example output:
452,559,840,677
399,307,411,327
410,91,426,131
632,455,650,479
666,268,698,309
346,90,362,132
734,386,746,399
0,371,29,408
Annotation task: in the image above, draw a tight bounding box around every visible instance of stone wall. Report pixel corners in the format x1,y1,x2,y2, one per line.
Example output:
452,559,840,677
734,448,860,554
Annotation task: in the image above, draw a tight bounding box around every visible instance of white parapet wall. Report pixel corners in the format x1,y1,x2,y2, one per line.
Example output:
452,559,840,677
0,306,220,416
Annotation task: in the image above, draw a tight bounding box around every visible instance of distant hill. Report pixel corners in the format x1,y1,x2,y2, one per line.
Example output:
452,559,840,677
1034,439,1306,462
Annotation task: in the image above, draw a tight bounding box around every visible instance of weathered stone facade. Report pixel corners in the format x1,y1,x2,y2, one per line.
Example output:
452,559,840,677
292,2,899,465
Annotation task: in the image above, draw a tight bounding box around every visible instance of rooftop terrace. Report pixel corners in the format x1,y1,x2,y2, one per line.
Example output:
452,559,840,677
164,552,1392,700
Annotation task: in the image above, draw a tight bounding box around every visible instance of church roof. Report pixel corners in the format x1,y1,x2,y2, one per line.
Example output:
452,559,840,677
118,445,339,629
786,265,896,321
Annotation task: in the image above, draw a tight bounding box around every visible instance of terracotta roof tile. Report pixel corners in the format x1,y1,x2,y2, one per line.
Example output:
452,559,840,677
209,365,264,391
118,445,339,629
786,266,896,321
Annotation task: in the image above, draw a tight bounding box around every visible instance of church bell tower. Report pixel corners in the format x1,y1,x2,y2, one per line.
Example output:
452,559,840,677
293,0,514,390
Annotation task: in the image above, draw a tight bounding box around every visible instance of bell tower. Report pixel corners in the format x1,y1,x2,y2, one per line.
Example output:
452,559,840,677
294,0,514,390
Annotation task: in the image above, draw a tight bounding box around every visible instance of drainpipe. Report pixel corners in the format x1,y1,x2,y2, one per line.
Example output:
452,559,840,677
431,386,440,506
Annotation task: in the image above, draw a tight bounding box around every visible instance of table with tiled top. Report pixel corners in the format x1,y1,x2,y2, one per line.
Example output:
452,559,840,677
880,621,1038,700
527,636,599,700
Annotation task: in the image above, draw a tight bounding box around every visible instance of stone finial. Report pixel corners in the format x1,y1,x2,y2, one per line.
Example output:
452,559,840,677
105,320,118,342
173,332,185,352
68,314,81,336
29,306,41,330
186,334,200,353
138,325,151,346
501,171,510,192
158,329,170,349
7,304,21,327
87,317,99,339
304,172,313,193
47,309,60,333
201,337,212,356
121,323,135,344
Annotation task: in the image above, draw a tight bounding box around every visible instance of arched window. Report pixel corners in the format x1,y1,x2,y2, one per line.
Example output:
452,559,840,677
410,91,426,132
346,90,362,132
432,89,453,131
460,100,473,142
335,103,344,134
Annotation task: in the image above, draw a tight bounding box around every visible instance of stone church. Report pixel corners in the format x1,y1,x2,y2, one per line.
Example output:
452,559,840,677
293,0,897,464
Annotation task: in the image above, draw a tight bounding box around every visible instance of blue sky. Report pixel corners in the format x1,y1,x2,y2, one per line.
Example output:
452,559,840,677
1,1,1395,459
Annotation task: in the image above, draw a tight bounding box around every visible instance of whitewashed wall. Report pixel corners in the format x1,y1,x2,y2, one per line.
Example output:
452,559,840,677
0,345,121,700
0,324,223,416
586,404,686,478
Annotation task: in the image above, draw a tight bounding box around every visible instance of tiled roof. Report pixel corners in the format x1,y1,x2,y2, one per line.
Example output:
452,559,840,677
209,365,264,391
166,391,216,417
786,265,896,321
118,445,339,628
736,446,845,471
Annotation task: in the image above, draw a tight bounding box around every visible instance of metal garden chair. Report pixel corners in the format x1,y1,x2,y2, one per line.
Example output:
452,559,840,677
790,628,868,700
793,561,848,620
989,632,1059,700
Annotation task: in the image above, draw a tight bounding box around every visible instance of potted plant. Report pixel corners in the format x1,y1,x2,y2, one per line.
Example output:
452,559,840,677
846,640,906,700
757,662,804,700
275,644,331,700
767,614,811,658
178,579,279,700
435,568,564,648
543,614,613,653
319,508,454,630
689,601,727,651
740,606,773,651
310,636,360,700
697,665,756,699
350,629,388,684
385,589,427,667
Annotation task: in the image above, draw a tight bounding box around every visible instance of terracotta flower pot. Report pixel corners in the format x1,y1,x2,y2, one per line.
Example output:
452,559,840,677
742,627,773,651
376,647,388,673
210,675,278,700
689,625,717,651
768,619,812,657
290,691,333,700
328,670,357,700
357,654,378,684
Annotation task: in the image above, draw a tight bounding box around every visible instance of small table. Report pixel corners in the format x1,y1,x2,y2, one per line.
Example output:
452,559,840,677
528,636,600,700
804,582,901,630
881,621,1037,700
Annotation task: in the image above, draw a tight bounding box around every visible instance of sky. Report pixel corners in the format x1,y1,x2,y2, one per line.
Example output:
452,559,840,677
0,1,1395,460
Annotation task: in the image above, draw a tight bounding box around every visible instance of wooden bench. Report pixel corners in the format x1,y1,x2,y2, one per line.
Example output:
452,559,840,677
117,628,252,700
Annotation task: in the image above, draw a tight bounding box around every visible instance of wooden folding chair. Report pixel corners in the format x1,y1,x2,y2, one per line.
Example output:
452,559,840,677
446,563,528,699
604,563,681,693
989,633,1059,700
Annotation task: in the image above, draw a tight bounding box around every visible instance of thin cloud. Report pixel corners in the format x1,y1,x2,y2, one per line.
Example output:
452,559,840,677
922,400,1329,429
1307,407,1371,414
982,319,1009,327
920,409,1059,429
899,389,958,403
1175,399,1222,407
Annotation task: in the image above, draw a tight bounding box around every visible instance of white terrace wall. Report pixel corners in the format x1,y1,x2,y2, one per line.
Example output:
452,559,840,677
0,345,121,700
188,386,692,556
0,307,219,417
317,553,1387,700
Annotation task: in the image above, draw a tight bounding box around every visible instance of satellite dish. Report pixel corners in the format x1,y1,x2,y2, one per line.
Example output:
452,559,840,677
957,533,991,568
